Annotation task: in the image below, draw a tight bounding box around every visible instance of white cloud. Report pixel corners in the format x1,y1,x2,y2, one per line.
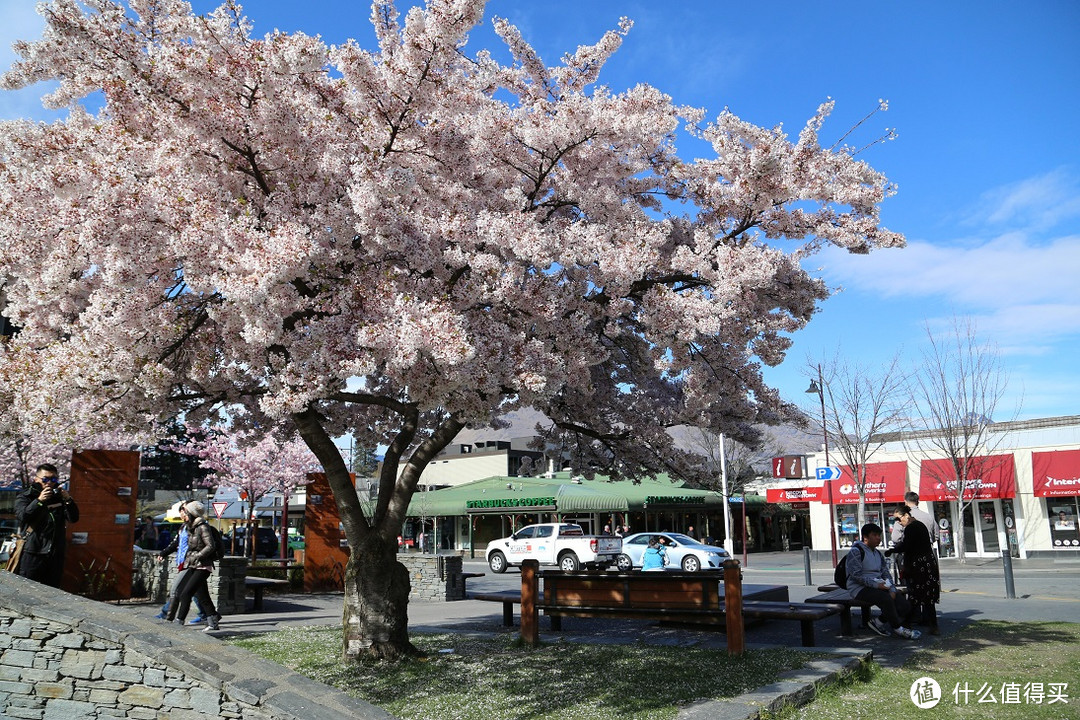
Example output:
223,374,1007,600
820,232,1080,310
971,168,1080,231
809,170,1080,373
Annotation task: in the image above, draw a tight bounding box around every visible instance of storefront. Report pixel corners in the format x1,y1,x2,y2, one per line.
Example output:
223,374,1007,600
764,487,815,551
1032,449,1080,551
920,455,1019,558
383,473,737,556
822,462,908,548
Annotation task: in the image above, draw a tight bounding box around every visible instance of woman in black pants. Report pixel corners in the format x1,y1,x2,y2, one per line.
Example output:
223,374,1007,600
888,506,941,634
164,501,222,632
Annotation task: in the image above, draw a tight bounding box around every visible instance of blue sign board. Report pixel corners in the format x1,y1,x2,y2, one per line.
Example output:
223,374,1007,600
815,466,842,481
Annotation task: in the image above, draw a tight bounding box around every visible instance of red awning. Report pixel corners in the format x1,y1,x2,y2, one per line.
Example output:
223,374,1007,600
766,486,822,504
1033,449,1080,497
919,455,1016,501
821,462,908,505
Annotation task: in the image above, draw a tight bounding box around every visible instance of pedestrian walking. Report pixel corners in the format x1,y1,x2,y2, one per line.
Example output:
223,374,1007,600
160,502,221,632
154,502,206,625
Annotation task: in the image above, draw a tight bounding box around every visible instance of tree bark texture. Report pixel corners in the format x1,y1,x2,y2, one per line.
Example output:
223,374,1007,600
341,532,420,661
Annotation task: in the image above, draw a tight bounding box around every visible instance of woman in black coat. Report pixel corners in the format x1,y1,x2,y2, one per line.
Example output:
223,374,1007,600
161,501,222,631
889,506,941,634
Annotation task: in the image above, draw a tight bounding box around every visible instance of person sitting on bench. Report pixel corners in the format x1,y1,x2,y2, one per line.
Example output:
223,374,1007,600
845,523,920,640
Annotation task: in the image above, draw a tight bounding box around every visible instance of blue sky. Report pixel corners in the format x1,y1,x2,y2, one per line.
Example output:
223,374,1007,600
2,1,1078,422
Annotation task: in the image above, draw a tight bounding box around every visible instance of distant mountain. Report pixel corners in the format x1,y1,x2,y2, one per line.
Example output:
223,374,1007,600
454,407,823,473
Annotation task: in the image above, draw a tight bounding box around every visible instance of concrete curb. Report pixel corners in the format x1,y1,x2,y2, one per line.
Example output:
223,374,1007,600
676,651,871,720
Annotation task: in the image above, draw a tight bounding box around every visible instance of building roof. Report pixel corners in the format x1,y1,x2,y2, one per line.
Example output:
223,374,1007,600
370,471,737,518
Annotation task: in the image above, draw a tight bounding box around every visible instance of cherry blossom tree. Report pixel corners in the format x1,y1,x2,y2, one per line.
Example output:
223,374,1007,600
169,425,320,559
0,387,153,489
0,0,904,660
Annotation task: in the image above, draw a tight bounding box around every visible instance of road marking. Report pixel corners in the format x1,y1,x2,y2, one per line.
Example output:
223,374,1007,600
945,589,1080,602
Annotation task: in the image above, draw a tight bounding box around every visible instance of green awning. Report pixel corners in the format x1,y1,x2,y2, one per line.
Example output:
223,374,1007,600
555,482,629,513
360,471,736,519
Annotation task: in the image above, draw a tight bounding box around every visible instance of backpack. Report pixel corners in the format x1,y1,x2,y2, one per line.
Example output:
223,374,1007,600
205,523,227,562
833,545,864,589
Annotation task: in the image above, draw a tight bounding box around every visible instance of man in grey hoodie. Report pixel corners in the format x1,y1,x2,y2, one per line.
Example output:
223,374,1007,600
846,522,920,639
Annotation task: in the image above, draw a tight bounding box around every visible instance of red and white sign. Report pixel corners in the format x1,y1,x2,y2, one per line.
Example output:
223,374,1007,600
766,486,822,504
1032,449,1080,497
212,501,229,518
820,462,908,504
919,455,1016,501
771,456,807,479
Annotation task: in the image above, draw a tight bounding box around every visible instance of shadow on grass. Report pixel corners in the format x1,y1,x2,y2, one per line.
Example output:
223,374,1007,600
905,620,1080,669
230,626,827,720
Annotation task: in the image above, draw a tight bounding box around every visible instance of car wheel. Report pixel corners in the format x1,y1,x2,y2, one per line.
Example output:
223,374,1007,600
682,555,701,572
616,554,633,572
488,551,508,574
559,552,581,572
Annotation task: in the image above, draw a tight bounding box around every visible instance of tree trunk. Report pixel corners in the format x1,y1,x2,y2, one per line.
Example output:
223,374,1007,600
341,532,421,661
952,502,966,563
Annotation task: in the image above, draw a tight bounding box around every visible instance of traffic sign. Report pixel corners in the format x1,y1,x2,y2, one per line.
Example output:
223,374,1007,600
212,501,229,518
816,466,842,481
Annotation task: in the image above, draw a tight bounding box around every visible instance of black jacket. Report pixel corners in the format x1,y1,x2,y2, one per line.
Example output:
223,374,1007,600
14,482,79,556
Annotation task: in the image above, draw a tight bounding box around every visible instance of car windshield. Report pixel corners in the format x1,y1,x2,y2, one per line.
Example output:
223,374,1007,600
665,533,699,545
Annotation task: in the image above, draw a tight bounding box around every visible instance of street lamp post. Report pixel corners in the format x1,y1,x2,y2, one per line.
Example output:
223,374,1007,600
807,364,839,566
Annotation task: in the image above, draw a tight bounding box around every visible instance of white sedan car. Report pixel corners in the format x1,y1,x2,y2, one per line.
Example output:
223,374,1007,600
615,532,730,572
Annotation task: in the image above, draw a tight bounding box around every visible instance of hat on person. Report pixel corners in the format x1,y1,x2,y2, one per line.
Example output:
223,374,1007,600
183,501,205,519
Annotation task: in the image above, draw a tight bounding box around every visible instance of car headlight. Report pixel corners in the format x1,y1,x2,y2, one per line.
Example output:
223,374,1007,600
706,552,721,559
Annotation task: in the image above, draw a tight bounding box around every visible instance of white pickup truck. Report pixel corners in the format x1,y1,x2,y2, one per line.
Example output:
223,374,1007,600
485,523,622,573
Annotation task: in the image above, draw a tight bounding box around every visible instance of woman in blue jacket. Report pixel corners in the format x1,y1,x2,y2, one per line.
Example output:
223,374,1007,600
641,537,667,571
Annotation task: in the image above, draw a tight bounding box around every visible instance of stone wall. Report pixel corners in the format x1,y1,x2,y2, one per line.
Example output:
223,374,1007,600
399,555,465,601
0,572,396,720
131,550,166,603
131,551,247,615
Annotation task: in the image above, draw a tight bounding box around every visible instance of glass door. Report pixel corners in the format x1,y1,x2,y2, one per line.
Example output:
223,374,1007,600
962,499,1003,556
976,500,1000,554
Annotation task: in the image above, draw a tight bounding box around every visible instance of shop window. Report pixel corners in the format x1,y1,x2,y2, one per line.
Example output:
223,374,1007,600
1048,499,1080,549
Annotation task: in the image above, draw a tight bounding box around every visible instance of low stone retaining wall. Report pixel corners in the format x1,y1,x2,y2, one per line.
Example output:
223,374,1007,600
399,554,465,601
0,572,396,720
131,551,247,615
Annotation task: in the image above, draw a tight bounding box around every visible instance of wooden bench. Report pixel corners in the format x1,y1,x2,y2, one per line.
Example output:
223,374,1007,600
245,576,290,612
469,582,788,628
806,587,874,635
470,589,540,627
474,573,839,647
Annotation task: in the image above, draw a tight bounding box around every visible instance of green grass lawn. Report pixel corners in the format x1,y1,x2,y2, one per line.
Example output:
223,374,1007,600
227,621,1080,720
769,621,1080,720
228,626,827,720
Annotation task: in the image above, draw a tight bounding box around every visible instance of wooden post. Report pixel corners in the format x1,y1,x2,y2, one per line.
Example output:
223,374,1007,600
520,559,540,646
723,559,744,655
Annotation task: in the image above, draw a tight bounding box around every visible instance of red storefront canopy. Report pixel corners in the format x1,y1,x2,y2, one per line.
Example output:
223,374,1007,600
919,455,1016,501
821,461,908,505
766,486,822,504
1032,449,1080,497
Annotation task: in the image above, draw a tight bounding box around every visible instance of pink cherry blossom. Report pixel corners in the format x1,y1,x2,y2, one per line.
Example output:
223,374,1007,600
0,0,904,659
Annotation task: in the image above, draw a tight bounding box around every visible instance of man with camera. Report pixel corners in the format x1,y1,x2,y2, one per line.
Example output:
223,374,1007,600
14,463,80,587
